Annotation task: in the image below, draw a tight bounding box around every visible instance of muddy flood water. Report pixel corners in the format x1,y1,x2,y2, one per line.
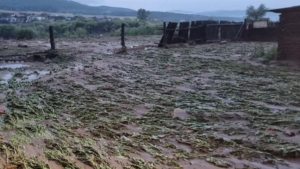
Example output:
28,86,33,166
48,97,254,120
0,36,300,169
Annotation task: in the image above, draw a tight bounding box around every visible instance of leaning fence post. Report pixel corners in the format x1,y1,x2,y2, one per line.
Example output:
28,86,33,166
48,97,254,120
163,22,167,48
244,19,248,40
121,23,125,48
49,26,55,50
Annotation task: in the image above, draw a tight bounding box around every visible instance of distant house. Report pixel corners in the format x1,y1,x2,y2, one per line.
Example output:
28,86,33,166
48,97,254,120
65,17,72,21
91,16,112,21
0,13,12,23
11,13,27,23
48,15,66,22
71,15,84,20
27,14,47,22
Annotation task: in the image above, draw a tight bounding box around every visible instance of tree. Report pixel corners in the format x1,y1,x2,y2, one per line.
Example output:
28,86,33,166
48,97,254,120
246,4,268,21
137,9,150,20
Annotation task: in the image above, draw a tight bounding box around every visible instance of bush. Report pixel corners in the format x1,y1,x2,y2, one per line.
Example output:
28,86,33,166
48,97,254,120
252,44,277,63
252,44,265,58
0,19,162,39
0,25,17,39
75,28,87,38
17,28,36,39
262,46,277,63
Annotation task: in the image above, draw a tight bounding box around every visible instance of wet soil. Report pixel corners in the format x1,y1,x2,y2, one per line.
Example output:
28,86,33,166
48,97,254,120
0,36,300,169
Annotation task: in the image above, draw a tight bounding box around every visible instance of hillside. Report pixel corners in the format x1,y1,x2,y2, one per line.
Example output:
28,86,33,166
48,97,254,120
170,9,279,21
0,0,136,16
198,10,279,21
150,12,242,22
0,0,243,21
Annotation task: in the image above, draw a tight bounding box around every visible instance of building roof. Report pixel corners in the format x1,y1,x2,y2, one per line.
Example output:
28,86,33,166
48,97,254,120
13,13,26,17
268,6,300,13
0,13,12,17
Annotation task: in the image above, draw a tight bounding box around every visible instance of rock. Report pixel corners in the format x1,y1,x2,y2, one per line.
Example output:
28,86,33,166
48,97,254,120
188,41,196,45
18,44,28,48
172,36,187,43
265,129,276,135
33,55,45,62
120,136,132,142
0,109,5,115
46,50,59,59
220,41,227,45
4,46,8,49
220,113,235,119
172,108,189,120
102,74,111,78
114,47,127,54
284,130,296,137
4,165,18,169
44,59,51,64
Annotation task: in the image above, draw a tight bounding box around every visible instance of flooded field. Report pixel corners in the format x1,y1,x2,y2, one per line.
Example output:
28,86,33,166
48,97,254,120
0,36,300,169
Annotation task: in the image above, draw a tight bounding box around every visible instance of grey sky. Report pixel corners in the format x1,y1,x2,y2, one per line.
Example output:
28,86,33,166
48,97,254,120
73,0,299,12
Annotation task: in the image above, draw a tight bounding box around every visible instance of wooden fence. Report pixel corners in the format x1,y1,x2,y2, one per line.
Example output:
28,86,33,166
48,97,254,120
158,20,278,47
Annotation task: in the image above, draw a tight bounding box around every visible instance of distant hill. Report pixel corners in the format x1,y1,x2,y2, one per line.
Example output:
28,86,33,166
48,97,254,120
170,10,279,21
198,10,279,21
152,11,243,22
0,0,136,16
0,0,243,21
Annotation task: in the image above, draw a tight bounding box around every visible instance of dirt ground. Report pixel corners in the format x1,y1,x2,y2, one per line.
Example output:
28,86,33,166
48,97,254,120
0,36,300,169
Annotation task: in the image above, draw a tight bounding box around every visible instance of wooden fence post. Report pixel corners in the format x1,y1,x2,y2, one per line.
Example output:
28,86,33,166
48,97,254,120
163,22,167,48
49,26,55,50
203,23,207,43
121,23,125,47
244,19,248,40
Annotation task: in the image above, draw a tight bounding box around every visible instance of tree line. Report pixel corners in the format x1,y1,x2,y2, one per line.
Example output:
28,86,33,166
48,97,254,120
0,18,162,40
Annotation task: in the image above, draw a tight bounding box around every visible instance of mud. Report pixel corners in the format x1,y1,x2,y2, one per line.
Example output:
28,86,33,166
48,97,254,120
0,36,300,169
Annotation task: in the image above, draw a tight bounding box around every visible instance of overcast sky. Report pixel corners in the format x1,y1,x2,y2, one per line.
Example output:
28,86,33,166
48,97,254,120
73,0,299,12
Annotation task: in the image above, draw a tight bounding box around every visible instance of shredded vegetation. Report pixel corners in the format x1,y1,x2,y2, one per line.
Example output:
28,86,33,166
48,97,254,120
0,41,299,168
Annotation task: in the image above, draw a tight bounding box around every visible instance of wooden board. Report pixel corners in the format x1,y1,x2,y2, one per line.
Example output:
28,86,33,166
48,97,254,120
167,22,178,43
158,22,171,47
158,22,178,46
178,22,190,41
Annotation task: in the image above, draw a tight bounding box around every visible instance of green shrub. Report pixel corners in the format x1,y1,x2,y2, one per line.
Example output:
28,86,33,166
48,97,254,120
252,44,277,63
17,28,36,39
0,19,162,39
253,44,265,58
262,46,277,63
0,25,17,39
75,27,87,38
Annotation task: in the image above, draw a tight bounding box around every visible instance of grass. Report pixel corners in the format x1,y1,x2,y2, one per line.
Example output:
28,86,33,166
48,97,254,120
252,44,278,63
